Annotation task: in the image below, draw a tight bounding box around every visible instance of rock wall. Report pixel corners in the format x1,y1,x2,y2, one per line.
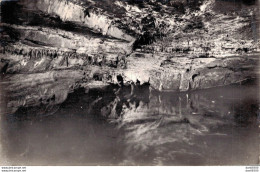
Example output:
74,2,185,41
0,0,259,114
23,0,135,42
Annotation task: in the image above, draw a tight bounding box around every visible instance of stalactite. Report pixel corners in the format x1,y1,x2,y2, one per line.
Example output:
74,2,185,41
50,51,53,58
102,55,106,66
53,51,57,58
31,49,35,59
37,50,42,58
35,49,38,58
41,49,44,58
28,50,32,59
66,55,69,67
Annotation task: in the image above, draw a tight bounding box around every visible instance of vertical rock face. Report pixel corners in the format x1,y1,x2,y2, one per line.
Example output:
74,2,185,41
0,0,259,113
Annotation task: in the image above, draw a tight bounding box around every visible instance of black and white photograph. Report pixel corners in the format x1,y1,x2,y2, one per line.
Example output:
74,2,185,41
0,0,259,168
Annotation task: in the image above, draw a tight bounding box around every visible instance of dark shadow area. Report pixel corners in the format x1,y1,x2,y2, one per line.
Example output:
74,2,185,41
1,0,22,24
216,0,256,5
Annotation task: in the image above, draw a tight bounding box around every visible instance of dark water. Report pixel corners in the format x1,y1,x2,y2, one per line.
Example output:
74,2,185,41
0,81,259,165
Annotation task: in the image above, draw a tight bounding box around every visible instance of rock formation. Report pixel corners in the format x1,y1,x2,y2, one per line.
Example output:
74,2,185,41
0,0,259,114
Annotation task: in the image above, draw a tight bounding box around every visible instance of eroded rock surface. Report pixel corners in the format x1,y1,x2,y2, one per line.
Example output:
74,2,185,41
0,0,259,115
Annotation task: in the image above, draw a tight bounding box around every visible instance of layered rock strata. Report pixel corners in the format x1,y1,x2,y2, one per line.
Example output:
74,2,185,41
0,0,259,114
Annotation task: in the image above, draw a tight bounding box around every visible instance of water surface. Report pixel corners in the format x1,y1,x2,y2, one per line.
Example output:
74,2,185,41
0,81,259,165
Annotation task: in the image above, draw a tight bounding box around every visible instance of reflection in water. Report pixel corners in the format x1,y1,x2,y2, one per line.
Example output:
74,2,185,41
0,81,259,165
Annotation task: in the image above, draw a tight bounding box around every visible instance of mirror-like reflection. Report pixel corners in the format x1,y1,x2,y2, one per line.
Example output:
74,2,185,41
0,80,259,165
